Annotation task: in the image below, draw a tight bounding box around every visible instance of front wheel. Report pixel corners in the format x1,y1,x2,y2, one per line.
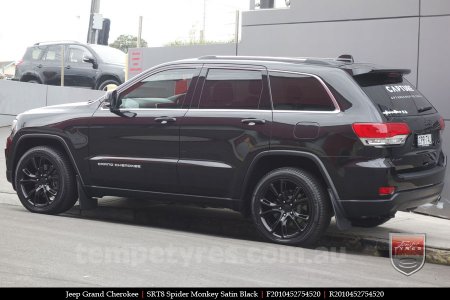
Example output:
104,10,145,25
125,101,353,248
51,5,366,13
251,167,332,246
98,79,120,91
15,146,78,214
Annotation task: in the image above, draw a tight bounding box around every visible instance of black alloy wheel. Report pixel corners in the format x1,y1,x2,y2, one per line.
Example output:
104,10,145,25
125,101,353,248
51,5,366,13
19,154,60,208
15,146,78,214
252,168,331,246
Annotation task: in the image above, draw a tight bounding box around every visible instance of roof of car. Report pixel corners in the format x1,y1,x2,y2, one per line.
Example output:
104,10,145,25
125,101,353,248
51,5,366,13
175,55,410,76
33,41,85,46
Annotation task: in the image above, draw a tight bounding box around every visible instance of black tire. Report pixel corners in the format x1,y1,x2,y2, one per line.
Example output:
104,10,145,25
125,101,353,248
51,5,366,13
97,79,120,91
15,146,78,214
251,167,332,246
26,79,40,84
350,217,391,228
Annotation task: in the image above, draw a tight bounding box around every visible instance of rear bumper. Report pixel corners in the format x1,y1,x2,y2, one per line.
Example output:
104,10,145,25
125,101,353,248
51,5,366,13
340,181,444,218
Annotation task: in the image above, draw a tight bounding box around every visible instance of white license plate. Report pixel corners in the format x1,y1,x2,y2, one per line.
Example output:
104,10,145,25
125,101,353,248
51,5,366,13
417,134,433,147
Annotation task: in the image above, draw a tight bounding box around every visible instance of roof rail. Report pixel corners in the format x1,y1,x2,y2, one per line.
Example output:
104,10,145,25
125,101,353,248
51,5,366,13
336,54,354,63
198,55,305,62
34,40,82,46
197,55,343,66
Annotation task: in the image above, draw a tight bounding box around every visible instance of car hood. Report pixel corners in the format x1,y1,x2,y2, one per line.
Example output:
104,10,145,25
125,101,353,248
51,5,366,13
17,100,103,129
22,101,95,115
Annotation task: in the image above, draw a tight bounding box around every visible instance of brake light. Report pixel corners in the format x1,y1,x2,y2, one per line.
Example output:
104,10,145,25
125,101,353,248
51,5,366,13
15,59,23,66
352,123,410,146
378,186,396,196
439,117,445,131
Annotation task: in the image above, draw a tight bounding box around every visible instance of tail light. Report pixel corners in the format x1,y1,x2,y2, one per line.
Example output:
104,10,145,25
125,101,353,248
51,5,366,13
15,59,23,67
352,123,410,146
378,186,396,196
439,117,446,131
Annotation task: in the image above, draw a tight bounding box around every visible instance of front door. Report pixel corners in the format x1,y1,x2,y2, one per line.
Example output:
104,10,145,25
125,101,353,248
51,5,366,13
64,45,97,88
89,67,201,192
179,66,272,199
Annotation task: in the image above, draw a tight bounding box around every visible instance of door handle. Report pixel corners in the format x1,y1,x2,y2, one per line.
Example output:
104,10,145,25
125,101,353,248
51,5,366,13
241,118,266,126
65,65,71,69
37,64,42,68
155,117,177,124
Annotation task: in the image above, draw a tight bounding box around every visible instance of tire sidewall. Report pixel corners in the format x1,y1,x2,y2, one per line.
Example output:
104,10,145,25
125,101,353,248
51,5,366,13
15,147,71,214
251,169,324,245
98,79,119,91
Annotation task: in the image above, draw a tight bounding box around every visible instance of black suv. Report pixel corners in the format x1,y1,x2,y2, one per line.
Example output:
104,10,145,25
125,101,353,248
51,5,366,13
14,41,125,90
5,56,446,246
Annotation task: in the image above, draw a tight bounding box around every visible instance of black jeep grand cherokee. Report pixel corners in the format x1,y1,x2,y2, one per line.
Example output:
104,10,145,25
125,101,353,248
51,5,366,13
5,56,446,246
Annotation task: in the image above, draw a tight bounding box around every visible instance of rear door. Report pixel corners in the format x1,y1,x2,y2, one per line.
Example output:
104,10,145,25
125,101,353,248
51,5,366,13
40,44,64,85
179,65,272,199
354,71,444,173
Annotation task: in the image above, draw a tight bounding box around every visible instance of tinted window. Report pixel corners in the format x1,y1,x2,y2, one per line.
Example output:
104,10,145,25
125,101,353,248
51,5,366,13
199,69,263,109
68,45,91,64
119,68,196,109
43,45,63,61
270,72,336,111
24,47,44,60
354,73,436,116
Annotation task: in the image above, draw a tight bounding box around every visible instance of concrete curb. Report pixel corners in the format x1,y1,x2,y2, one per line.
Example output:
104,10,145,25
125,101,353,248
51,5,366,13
65,202,450,266
321,233,450,266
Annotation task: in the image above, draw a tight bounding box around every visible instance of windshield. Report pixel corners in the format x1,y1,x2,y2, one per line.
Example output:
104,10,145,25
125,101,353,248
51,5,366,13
89,44,125,65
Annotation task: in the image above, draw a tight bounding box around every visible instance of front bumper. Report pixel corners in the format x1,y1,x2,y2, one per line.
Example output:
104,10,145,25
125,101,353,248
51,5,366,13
340,181,444,218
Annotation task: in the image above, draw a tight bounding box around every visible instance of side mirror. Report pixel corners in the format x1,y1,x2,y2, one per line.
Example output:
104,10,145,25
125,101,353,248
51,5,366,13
107,90,118,110
107,90,136,118
83,55,98,69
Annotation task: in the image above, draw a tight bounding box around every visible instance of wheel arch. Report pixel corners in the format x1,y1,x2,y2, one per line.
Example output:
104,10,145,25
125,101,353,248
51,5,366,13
240,150,348,227
12,134,85,189
20,72,42,83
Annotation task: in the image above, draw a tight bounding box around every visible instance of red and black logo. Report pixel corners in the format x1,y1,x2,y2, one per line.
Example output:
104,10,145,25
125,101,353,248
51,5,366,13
390,233,426,276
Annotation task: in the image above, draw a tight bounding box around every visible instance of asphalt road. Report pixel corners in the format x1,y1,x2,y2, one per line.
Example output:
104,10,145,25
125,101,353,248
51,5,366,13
1,203,450,287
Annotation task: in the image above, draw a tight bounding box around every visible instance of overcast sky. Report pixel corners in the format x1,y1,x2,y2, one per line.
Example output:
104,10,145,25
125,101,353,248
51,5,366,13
0,0,254,61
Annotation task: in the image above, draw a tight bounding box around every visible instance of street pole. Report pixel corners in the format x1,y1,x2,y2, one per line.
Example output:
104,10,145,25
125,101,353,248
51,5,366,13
60,45,65,86
200,0,206,42
87,0,101,43
235,10,240,55
137,16,143,48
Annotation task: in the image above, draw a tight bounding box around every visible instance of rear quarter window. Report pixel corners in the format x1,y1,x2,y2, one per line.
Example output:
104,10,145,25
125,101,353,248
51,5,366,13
269,71,337,111
24,47,44,61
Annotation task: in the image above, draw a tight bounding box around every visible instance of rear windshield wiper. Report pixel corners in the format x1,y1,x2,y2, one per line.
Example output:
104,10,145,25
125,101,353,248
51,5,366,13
418,106,433,113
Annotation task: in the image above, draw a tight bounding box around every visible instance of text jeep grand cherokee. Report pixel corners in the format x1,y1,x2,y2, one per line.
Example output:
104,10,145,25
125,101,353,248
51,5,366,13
5,56,446,246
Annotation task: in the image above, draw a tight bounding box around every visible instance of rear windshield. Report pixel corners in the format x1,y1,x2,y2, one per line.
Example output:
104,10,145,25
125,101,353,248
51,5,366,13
354,72,436,116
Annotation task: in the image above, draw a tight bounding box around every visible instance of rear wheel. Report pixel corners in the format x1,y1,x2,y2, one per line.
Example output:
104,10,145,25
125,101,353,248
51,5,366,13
251,167,332,246
15,146,78,214
350,217,391,228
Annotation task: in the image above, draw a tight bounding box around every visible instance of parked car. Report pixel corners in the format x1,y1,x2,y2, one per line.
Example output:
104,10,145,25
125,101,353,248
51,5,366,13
14,41,125,90
5,55,446,246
